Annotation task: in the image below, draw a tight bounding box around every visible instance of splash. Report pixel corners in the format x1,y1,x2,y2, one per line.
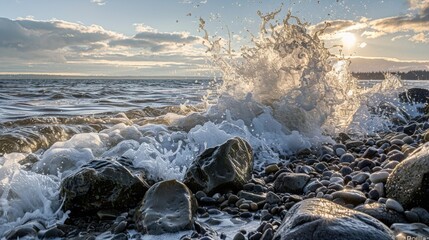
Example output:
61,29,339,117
199,9,408,137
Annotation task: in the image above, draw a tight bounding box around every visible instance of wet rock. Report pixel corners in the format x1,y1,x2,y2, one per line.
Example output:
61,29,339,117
355,203,407,226
61,159,149,215
184,137,253,194
340,153,355,163
273,172,310,194
273,198,394,240
5,226,37,240
266,191,281,204
386,143,429,210
332,189,367,206
363,147,379,159
135,179,197,235
238,191,266,203
370,171,390,184
391,223,429,239
386,198,404,213
399,88,429,104
346,141,364,149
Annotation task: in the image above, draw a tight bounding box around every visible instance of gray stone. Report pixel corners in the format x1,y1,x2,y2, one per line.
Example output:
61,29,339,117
370,171,390,184
135,179,197,235
352,172,370,184
355,203,407,226
273,198,394,240
386,143,429,210
332,189,367,206
61,159,149,215
184,137,253,194
386,198,404,213
238,191,266,203
266,191,281,204
346,141,365,149
340,153,355,163
273,172,310,194
391,223,429,239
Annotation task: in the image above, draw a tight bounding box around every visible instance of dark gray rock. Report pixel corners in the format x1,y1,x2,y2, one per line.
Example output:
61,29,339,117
273,172,310,194
340,153,355,163
273,198,394,240
391,223,429,239
332,189,367,206
355,203,407,226
61,159,149,215
386,143,429,210
135,179,197,235
183,137,253,194
399,88,429,104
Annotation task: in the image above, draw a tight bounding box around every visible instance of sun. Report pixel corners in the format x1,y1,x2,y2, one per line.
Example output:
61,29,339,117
342,32,356,49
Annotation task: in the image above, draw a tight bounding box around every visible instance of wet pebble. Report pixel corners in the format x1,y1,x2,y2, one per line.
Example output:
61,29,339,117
370,171,390,184
386,198,404,213
340,153,355,163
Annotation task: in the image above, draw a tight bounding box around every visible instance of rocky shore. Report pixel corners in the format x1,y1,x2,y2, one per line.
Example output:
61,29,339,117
4,88,429,240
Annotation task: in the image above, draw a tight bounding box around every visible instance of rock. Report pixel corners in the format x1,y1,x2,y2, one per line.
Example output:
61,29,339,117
183,137,253,194
411,207,429,225
391,223,429,239
346,141,364,149
4,226,37,240
266,191,281,204
399,88,429,104
363,147,379,159
369,189,380,200
135,179,197,235
61,159,149,215
370,171,390,184
340,153,355,163
355,203,407,226
273,172,310,194
386,143,429,210
265,164,279,174
273,198,394,240
237,191,266,203
405,211,420,223
332,189,367,206
352,172,370,184
357,159,376,170
386,198,404,213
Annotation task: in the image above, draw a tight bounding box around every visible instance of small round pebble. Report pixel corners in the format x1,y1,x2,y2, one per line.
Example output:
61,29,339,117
386,198,404,213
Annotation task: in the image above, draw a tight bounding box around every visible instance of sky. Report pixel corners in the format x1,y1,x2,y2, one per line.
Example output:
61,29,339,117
0,0,428,76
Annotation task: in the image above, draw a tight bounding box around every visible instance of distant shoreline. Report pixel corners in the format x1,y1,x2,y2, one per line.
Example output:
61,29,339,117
0,70,428,80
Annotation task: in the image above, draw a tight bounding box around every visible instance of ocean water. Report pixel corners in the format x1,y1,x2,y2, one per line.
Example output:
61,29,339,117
1,10,429,239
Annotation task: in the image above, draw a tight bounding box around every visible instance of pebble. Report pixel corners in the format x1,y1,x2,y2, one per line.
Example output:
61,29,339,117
261,228,273,240
352,172,370,184
362,147,378,159
195,191,207,200
357,159,376,170
240,212,253,218
340,153,355,163
332,189,367,205
346,140,364,149
383,161,400,169
38,227,65,239
374,183,385,197
340,166,353,176
113,221,127,234
249,232,262,240
233,232,246,240
335,147,346,157
228,194,240,204
368,189,380,200
369,171,390,184
264,164,279,174
405,211,420,223
386,198,404,213
238,191,266,203
391,139,405,146
265,191,281,204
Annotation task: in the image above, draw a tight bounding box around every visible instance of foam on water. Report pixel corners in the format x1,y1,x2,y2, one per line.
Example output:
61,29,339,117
0,7,422,238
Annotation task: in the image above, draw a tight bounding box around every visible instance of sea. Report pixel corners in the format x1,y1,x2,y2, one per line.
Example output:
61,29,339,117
1,11,429,239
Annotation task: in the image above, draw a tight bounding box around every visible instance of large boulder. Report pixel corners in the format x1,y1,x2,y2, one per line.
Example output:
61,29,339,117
183,137,253,194
273,198,394,240
135,180,197,235
386,143,429,210
61,158,149,215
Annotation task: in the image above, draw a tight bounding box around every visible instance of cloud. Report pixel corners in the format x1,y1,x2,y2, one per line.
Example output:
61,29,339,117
110,24,200,52
311,0,429,43
91,0,106,6
0,17,206,76
409,32,429,43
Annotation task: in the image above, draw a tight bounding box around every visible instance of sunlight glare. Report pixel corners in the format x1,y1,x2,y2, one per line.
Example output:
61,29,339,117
342,32,356,49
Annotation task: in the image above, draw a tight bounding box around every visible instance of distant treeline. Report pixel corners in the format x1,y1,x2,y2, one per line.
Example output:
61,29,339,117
352,70,429,80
